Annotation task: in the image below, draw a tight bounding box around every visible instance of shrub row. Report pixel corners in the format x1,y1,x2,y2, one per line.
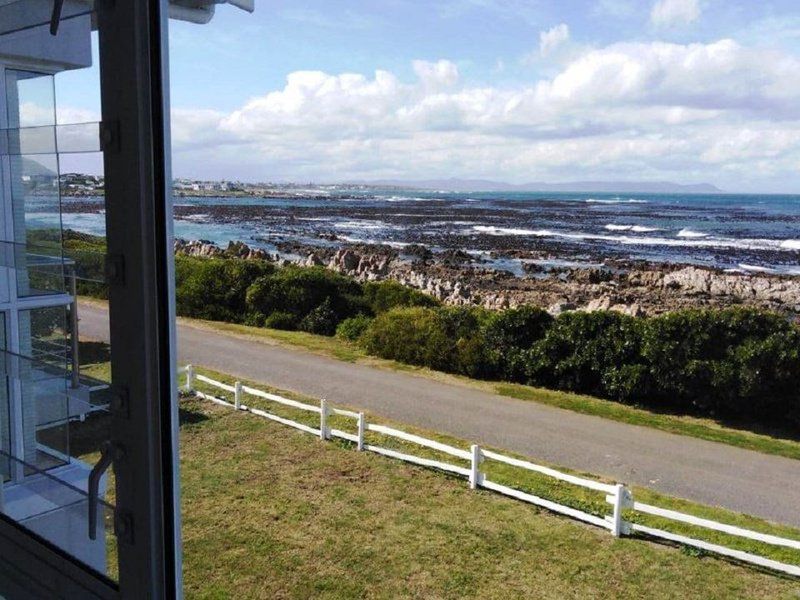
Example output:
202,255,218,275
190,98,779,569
71,239,798,428
358,305,800,427
174,256,438,334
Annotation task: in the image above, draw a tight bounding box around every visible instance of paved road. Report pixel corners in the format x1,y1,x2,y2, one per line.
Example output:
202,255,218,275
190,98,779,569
78,302,800,527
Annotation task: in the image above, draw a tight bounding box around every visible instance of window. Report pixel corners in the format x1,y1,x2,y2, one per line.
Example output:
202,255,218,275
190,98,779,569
0,2,182,597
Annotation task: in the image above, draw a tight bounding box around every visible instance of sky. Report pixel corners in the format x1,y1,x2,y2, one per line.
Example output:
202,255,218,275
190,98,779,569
55,0,800,193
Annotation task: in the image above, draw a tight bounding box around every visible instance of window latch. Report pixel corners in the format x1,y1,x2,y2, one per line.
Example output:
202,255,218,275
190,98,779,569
88,441,124,541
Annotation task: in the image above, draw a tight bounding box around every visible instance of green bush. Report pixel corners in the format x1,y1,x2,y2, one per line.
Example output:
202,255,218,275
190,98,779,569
727,329,800,421
362,280,439,313
245,266,367,324
482,306,553,381
524,311,646,401
298,298,340,336
437,306,491,377
264,311,298,330
176,256,275,323
360,307,454,370
641,307,793,414
336,315,374,342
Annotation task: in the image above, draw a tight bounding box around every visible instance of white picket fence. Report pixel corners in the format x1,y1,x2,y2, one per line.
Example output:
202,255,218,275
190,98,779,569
178,364,800,578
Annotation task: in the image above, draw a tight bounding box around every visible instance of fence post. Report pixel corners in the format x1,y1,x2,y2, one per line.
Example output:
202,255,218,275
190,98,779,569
611,483,627,537
320,399,329,440
357,412,366,451
184,364,194,393
234,381,243,410
469,444,483,490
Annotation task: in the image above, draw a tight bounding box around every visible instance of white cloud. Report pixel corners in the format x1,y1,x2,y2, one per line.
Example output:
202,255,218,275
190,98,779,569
539,24,570,57
651,0,701,27
412,59,460,89
170,39,800,191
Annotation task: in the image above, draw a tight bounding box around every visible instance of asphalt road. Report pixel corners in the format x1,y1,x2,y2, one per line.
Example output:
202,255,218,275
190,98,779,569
78,302,800,527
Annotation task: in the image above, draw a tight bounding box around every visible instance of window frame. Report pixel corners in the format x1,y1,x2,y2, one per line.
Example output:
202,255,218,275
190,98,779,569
0,0,182,597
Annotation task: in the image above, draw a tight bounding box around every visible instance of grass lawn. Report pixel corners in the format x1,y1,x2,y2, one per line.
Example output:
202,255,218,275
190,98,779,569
71,345,800,597
71,395,799,598
178,315,800,462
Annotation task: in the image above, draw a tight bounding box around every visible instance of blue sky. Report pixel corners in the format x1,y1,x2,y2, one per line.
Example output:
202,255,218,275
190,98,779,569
56,1,800,192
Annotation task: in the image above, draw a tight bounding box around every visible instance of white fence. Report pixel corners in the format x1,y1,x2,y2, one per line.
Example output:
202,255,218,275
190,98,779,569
179,364,800,578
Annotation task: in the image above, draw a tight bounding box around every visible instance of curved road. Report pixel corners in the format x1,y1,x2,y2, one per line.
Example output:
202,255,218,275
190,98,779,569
78,302,800,527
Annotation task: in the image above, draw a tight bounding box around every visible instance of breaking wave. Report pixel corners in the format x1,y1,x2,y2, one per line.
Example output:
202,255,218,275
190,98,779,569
585,198,649,204
677,228,709,238
473,225,800,252
605,224,663,233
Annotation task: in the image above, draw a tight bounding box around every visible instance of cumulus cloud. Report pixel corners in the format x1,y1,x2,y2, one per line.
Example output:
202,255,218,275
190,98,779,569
412,59,460,89
170,38,800,190
651,0,701,27
539,24,570,57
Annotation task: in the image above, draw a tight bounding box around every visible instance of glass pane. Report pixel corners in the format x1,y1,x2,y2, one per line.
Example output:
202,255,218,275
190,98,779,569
0,122,102,156
7,69,55,128
20,306,69,473
5,71,64,300
1,48,117,581
0,452,115,576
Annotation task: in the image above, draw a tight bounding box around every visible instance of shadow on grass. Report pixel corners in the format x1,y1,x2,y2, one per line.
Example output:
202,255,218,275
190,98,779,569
179,406,209,426
69,407,209,459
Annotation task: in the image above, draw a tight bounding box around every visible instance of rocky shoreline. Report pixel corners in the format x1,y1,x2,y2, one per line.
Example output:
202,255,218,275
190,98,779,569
174,238,800,318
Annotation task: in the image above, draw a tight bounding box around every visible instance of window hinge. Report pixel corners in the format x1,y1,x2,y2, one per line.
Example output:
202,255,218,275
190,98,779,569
105,253,125,285
99,120,120,153
109,385,130,419
114,509,135,545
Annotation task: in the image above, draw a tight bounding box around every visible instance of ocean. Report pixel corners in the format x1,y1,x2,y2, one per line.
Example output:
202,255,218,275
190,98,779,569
58,189,800,275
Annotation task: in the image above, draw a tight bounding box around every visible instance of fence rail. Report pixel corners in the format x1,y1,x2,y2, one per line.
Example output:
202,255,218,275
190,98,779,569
181,365,800,578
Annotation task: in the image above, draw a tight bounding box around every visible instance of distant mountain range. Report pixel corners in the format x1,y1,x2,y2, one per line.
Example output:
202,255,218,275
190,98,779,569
350,178,723,194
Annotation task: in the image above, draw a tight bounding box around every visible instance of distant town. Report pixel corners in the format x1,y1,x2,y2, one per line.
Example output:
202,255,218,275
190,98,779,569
46,173,358,197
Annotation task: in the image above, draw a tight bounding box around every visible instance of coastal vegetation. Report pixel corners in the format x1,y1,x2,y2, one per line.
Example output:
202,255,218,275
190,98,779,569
68,232,800,432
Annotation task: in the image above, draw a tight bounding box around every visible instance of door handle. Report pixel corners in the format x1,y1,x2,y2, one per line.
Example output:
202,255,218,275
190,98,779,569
88,441,121,541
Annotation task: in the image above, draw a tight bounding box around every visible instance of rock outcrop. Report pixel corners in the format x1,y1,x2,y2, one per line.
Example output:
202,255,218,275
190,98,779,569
173,239,800,317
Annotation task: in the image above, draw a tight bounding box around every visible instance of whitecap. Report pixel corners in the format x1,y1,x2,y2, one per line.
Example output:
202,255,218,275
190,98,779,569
473,225,552,236
585,198,648,204
334,220,388,230
780,239,800,250
677,228,708,238
383,195,431,202
473,225,800,253
605,224,662,233
181,213,210,222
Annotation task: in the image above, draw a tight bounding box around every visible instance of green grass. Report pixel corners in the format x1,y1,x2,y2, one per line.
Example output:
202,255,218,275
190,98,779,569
186,366,800,568
72,376,800,597
172,314,800,462
495,383,800,461
71,347,800,596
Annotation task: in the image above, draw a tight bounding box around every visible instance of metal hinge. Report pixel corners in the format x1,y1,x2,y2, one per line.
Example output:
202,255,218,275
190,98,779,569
99,120,120,153
105,253,125,285
114,509,135,545
109,385,130,419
